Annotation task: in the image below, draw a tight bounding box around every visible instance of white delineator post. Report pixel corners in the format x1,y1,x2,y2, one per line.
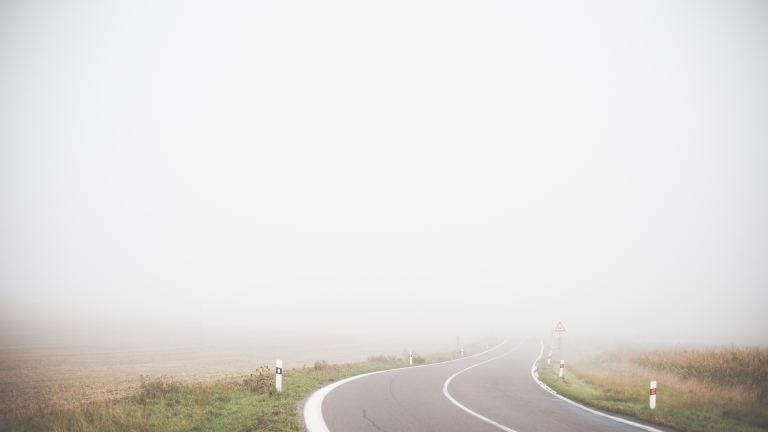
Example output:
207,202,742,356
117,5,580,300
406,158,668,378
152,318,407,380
559,359,565,378
409,351,413,365
547,351,552,365
650,381,657,409
276,359,283,392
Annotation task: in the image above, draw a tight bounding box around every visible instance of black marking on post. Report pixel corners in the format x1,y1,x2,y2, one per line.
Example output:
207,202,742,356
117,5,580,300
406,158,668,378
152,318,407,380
276,367,282,375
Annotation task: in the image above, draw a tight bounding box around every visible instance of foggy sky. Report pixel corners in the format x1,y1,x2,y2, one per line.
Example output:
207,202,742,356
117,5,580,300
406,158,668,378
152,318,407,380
1,1,767,345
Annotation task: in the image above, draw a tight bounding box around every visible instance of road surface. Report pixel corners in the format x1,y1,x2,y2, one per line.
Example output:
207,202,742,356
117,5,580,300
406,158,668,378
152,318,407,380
306,338,672,432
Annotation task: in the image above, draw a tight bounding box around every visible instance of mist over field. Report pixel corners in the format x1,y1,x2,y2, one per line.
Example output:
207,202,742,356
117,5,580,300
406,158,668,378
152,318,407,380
1,0,767,350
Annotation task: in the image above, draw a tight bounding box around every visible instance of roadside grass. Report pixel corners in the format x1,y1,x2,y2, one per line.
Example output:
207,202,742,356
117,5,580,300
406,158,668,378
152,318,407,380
537,342,768,432
3,339,496,431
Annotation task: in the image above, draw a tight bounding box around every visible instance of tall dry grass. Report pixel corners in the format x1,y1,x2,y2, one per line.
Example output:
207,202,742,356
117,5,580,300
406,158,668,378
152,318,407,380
631,346,768,401
542,342,768,432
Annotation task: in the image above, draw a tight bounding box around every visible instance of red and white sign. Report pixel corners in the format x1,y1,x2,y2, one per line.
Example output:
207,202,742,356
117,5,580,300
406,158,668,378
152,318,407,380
554,322,566,332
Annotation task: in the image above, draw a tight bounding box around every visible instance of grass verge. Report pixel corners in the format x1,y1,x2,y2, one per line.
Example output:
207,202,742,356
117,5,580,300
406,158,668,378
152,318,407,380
536,343,768,432
3,340,494,431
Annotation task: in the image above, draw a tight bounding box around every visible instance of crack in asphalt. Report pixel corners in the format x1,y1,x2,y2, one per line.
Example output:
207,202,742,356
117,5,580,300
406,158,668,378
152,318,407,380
362,408,388,432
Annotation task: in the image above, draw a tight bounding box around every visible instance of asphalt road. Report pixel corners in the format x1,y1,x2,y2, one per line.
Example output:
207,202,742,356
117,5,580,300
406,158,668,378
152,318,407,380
310,339,672,432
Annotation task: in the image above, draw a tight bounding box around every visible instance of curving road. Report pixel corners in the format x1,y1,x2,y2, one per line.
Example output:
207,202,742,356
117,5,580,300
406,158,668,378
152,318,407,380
305,339,673,432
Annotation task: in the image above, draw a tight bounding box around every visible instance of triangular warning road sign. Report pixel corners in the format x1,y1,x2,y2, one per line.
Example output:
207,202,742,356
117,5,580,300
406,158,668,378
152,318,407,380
554,322,566,332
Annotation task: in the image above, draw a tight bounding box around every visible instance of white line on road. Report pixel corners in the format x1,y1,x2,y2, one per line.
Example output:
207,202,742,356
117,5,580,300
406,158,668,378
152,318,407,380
442,339,525,432
304,368,393,432
304,340,510,432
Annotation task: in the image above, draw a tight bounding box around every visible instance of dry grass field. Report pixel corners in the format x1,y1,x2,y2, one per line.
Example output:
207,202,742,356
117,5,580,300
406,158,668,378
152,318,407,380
0,344,491,431
538,339,768,432
0,301,456,430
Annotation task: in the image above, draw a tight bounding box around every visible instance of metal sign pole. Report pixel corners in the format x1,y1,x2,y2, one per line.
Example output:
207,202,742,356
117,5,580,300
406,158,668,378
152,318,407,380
554,322,566,356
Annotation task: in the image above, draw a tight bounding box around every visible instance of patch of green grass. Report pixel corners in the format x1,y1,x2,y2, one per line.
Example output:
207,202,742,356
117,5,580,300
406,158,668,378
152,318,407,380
4,339,498,431
537,349,768,432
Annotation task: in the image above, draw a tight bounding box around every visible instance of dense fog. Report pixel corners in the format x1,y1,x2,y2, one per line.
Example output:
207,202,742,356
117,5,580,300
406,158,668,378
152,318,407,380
1,1,766,349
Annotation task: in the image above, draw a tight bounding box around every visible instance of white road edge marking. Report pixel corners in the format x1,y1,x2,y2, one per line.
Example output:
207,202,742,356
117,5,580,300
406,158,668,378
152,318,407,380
442,339,525,432
304,368,392,432
304,339,511,432
531,340,665,432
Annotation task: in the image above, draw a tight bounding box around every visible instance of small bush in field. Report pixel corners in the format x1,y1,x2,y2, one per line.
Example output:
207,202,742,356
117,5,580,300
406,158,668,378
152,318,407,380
367,355,389,362
242,365,274,394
